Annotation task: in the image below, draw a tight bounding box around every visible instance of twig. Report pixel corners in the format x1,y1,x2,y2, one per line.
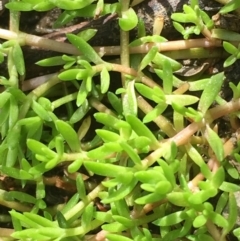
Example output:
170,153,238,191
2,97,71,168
0,28,224,55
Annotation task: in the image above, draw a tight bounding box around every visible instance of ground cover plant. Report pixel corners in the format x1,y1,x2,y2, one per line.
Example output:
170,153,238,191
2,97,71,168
1,0,240,240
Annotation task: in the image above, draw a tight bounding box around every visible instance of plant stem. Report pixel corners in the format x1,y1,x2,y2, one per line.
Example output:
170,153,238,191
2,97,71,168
119,0,131,109
51,92,78,110
0,28,225,57
0,228,14,237
64,183,105,221
9,8,20,33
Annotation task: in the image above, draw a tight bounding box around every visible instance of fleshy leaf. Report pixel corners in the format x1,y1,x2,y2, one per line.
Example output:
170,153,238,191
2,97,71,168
55,120,81,152
119,7,138,31
67,34,104,64
198,72,224,114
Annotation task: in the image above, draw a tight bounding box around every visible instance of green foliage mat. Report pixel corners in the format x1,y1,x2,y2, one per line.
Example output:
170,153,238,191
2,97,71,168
1,0,240,240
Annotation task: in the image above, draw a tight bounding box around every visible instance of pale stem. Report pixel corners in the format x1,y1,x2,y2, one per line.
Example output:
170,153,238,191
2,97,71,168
63,183,105,221
0,29,224,56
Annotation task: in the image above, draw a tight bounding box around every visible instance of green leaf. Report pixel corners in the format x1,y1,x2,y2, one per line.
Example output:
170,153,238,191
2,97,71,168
37,227,64,239
173,22,185,34
119,141,142,165
12,43,25,76
139,46,158,71
167,192,190,207
162,58,173,94
198,72,224,114
224,55,237,68
225,161,239,179
31,100,52,122
102,178,119,188
154,211,185,226
5,2,33,11
112,215,134,228
165,94,199,106
36,56,65,66
135,83,155,101
158,159,175,187
215,192,228,214
135,169,167,184
220,0,240,14
223,41,238,55
212,28,240,41
106,233,133,241
155,181,172,195
6,125,21,149
96,129,120,142
126,115,159,149
84,161,133,177
0,91,11,108
61,193,80,214
94,113,122,129
58,69,81,81
24,213,56,227
193,215,207,228
107,92,123,115
49,0,95,10
6,147,18,167
36,179,45,199
103,222,125,232
33,1,55,11
211,166,225,189
77,79,88,107
224,192,238,233
183,4,196,15
135,192,165,204
77,28,97,41
68,158,83,173
21,158,31,172
1,166,33,180
129,35,167,47
67,34,104,64
9,96,18,129
87,142,122,159
234,228,240,240
10,211,39,228
0,102,9,127
11,214,22,232
205,211,228,229
11,229,53,240
81,202,94,229
70,99,90,124
119,7,138,31
100,67,110,94
171,12,197,24
55,120,81,152
76,174,86,200
117,171,134,186
129,136,151,150
6,191,36,204
205,125,224,162
123,80,138,117
55,136,64,156
0,52,4,64
85,76,92,92
57,211,69,228
220,181,240,192
153,53,182,71
188,189,217,205
27,139,56,158
102,179,137,203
